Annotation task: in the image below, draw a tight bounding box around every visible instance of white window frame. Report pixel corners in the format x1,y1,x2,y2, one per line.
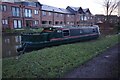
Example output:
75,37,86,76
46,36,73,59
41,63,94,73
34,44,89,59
2,19,8,25
34,10,38,14
34,20,39,25
14,20,17,28
60,14,63,17
25,9,32,17
13,20,22,29
67,15,70,17
12,7,20,17
48,12,51,16
2,5,7,11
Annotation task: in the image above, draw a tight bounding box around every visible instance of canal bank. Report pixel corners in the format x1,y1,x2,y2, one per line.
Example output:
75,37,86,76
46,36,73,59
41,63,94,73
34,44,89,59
2,34,119,78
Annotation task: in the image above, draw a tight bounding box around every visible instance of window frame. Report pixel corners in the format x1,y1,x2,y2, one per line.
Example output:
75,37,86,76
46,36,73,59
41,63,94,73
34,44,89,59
42,11,47,16
63,29,70,37
34,20,39,25
2,19,8,25
13,20,22,29
34,10,39,14
48,12,52,16
12,7,20,17
1,5,7,11
24,8,32,17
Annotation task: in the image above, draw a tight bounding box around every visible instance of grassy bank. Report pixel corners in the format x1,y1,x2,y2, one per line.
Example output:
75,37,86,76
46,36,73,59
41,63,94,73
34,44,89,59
2,34,120,78
3,28,43,34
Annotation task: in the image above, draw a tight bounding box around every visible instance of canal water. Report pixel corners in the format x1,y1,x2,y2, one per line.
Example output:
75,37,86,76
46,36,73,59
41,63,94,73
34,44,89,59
2,34,22,58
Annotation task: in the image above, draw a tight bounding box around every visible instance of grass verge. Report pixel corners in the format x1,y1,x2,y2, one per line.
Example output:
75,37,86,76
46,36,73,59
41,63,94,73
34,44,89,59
2,34,120,78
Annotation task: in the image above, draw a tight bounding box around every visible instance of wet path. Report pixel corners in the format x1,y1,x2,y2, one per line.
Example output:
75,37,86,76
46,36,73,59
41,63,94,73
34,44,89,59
64,43,119,78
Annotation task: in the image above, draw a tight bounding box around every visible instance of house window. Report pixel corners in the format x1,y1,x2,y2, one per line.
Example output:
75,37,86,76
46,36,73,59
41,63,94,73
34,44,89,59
27,2,37,7
70,22,74,25
55,13,59,17
34,10,38,14
63,30,70,36
42,11,47,16
71,15,74,18
25,9,32,17
34,20,39,25
0,5,1,11
60,14,63,17
80,16,84,21
42,21,47,24
2,19,8,25
13,20,22,29
48,12,51,16
84,16,87,21
60,21,63,24
55,21,59,25
91,17,93,19
67,15,70,17
12,7,20,17
67,22,70,24
1,5,7,11
49,21,52,24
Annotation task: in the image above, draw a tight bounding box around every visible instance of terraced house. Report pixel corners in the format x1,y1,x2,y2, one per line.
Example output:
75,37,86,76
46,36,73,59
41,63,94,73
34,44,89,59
66,6,94,26
1,1,95,30
41,4,75,26
1,1,42,30
95,14,119,24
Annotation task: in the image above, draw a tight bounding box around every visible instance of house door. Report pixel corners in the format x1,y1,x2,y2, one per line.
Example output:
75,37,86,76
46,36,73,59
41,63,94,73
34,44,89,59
26,20,32,28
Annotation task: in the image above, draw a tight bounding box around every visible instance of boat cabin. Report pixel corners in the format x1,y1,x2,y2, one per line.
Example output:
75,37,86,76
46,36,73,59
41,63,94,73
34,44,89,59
18,25,100,52
21,26,100,43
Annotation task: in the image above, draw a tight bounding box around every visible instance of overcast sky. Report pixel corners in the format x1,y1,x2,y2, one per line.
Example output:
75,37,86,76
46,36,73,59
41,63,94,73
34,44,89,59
38,0,106,15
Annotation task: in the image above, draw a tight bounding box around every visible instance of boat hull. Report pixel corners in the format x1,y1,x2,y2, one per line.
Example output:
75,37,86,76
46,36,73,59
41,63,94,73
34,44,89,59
17,34,99,52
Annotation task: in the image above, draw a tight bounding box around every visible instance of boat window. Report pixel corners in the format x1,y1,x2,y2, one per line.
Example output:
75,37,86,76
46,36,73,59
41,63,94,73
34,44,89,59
80,30,83,34
57,30,62,33
93,29,95,32
42,27,56,32
63,30,70,36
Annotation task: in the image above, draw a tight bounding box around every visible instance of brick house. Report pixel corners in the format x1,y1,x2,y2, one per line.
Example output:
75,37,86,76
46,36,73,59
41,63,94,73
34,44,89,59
108,15,118,24
66,6,94,26
41,4,65,26
95,14,118,24
41,4,75,27
1,1,95,30
66,6,82,26
83,8,95,26
1,1,42,30
95,14,106,24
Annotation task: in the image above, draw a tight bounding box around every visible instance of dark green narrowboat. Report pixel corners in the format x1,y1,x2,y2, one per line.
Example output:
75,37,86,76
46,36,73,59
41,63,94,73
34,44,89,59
17,25,100,52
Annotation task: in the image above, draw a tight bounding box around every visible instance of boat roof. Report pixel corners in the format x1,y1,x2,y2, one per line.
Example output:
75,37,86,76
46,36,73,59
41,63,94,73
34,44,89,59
43,25,99,30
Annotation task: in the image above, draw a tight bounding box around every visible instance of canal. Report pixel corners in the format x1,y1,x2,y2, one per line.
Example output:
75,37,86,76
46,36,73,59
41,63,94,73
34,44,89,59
2,34,22,58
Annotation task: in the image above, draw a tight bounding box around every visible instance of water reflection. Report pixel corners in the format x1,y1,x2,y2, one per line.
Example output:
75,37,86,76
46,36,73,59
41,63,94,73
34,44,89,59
2,34,22,58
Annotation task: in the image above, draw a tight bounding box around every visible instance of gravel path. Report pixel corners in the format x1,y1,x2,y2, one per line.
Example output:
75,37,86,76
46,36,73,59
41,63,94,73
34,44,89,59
64,43,119,78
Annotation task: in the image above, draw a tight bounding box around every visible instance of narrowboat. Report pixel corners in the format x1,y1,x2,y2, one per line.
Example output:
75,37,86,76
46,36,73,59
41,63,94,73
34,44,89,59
17,25,100,52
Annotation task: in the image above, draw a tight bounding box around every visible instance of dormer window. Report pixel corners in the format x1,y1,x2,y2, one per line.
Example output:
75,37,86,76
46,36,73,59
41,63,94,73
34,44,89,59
27,2,37,7
42,11,47,16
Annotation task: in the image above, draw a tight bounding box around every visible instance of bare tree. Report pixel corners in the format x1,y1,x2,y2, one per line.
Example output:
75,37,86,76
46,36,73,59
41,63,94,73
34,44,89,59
103,0,119,22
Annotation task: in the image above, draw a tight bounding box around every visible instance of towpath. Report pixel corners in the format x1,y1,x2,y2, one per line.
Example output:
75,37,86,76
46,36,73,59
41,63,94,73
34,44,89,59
63,43,119,78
